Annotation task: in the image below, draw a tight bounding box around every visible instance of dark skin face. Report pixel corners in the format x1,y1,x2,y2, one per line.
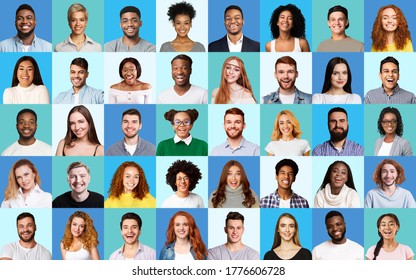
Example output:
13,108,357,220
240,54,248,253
17,112,37,144
326,215,347,244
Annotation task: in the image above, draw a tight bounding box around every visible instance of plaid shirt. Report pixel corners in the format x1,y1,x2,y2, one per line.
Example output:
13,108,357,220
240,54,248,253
260,190,309,208
312,139,364,156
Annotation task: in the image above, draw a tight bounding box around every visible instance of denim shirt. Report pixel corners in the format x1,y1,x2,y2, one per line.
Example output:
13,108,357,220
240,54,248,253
262,87,312,104
159,242,197,260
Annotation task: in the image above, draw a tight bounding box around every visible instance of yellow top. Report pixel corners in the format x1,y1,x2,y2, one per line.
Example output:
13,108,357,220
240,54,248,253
104,193,156,208
371,40,413,52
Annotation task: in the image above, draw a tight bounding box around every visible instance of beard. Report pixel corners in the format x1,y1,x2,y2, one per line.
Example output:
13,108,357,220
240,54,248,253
18,132,35,142
329,227,346,243
330,126,349,142
226,128,243,140
278,79,295,91
18,230,35,243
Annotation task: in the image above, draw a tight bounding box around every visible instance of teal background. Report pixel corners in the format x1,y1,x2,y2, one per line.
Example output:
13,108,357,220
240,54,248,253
261,208,312,259
208,52,260,103
103,208,156,259
51,156,105,200
52,0,104,50
156,156,208,208
311,0,364,52
260,104,312,156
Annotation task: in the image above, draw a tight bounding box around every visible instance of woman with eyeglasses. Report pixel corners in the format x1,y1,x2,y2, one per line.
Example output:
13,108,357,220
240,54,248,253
156,109,208,156
374,107,412,156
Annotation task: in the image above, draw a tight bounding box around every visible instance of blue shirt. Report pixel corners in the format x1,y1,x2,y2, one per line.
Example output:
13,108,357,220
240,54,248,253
53,85,104,104
0,35,52,52
262,87,312,104
312,139,364,156
210,137,259,156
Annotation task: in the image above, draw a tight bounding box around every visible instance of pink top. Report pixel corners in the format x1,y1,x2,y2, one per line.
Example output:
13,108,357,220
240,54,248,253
366,243,414,260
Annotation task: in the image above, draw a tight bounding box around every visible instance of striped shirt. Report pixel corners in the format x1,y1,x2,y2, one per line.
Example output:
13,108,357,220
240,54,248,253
364,85,416,104
260,190,309,208
312,139,364,156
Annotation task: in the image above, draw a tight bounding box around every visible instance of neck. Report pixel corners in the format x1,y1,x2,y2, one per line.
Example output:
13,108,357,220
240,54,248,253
73,85,85,94
332,33,347,41
279,239,296,249
174,83,191,96
123,241,139,253
122,35,140,47
227,33,242,44
383,239,398,248
281,134,294,141
386,32,395,45
330,185,342,195
332,238,347,245
332,138,346,149
174,35,191,42
18,33,35,45
278,31,291,40
277,187,292,200
176,191,189,198
327,88,346,95
19,239,37,249
18,137,36,146
70,33,86,43
124,135,139,145
278,87,296,95
225,241,244,252
382,184,397,196
175,237,190,245
71,190,89,202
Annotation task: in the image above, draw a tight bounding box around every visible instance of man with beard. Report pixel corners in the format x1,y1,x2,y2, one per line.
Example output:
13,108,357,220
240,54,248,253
312,210,363,260
208,5,259,52
312,107,363,156
157,54,208,104
208,212,259,260
2,108,52,156
110,212,156,260
104,6,155,52
0,4,52,52
262,56,312,104
53,57,104,104
0,212,51,260
210,107,259,156
106,108,155,156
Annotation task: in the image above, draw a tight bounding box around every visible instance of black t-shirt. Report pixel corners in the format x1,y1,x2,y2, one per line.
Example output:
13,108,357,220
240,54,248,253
52,191,104,208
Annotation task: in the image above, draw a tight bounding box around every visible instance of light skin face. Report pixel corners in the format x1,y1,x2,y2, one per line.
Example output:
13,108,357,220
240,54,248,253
224,219,244,244
175,172,190,197
381,112,397,135
67,166,90,195
172,112,192,139
381,164,398,188
71,217,86,238
70,64,89,91
327,11,348,37
224,114,245,140
379,62,399,93
171,59,192,87
326,216,346,244
121,61,138,85
17,217,36,243
276,165,295,191
224,9,244,36
15,9,36,38
17,60,35,88
69,112,89,140
381,8,397,33
224,59,241,85
274,63,298,93
278,114,294,139
328,112,348,141
120,12,142,39
329,163,348,193
69,11,87,35
122,114,142,139
17,112,37,142
330,63,348,91
278,216,296,242
15,165,36,193
174,215,189,239
174,14,192,37
277,10,293,32
123,166,140,194
121,219,141,245
227,165,242,189
378,216,399,241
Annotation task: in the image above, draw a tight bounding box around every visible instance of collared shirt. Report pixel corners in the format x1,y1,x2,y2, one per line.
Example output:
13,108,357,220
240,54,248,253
227,34,243,52
260,190,309,208
364,84,416,104
0,184,52,208
312,139,364,156
210,137,260,156
174,134,192,145
54,35,102,52
262,87,312,104
106,138,156,156
104,37,156,52
109,242,156,260
53,85,104,104
0,35,52,52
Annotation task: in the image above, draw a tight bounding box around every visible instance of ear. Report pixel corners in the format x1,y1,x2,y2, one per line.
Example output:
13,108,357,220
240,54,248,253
224,227,227,234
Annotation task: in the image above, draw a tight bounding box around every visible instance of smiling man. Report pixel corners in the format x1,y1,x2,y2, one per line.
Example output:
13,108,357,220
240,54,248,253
312,210,363,260
210,107,259,156
53,57,104,104
208,5,259,52
262,56,311,104
52,162,104,208
157,54,207,104
364,56,416,104
317,5,363,52
2,108,51,156
104,6,155,52
260,158,309,208
208,212,259,260
0,4,52,52
109,212,156,260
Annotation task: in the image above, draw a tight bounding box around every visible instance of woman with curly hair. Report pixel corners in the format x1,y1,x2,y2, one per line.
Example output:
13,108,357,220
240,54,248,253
264,213,311,260
209,160,259,208
371,5,413,52
265,110,310,156
60,211,100,260
159,211,207,260
104,161,155,208
314,161,360,208
374,107,412,156
211,56,256,104
161,160,204,208
265,4,310,52
366,213,414,260
160,1,205,52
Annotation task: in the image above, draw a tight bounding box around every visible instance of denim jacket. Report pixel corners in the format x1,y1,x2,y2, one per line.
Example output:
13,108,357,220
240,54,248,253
262,87,312,104
159,242,202,260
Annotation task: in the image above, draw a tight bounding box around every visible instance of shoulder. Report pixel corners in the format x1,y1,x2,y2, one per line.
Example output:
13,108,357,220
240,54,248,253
265,41,271,52
211,88,219,98
104,39,118,51
159,41,172,52
208,36,227,51
312,94,323,103
299,38,310,51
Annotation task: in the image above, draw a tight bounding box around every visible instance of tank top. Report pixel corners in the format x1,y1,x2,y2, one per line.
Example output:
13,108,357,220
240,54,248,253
270,37,302,52
62,144,100,156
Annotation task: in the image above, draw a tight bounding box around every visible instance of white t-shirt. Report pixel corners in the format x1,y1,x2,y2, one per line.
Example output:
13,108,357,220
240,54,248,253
161,192,204,208
278,92,296,104
0,241,51,260
1,139,52,156
312,93,361,104
265,138,310,156
312,239,364,260
157,85,208,104
377,141,393,156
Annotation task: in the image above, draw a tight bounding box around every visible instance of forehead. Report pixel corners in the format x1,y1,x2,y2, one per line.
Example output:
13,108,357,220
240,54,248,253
121,12,140,20
329,11,346,20
70,111,86,120
15,164,32,173
17,9,35,17
122,218,139,227
70,11,86,18
380,216,396,224
226,219,243,227
225,113,243,122
122,61,136,68
174,215,188,223
72,216,86,224
18,60,34,67
280,10,292,17
279,216,295,225
18,112,36,120
333,63,348,71
174,112,190,119
381,62,398,71
332,163,348,170
172,59,191,67
124,166,139,174
279,114,291,121
382,163,397,170
278,165,294,173
18,216,34,225
70,64,87,71
68,166,88,174
382,112,397,119
276,63,296,71
122,114,140,122
228,165,241,172
382,8,396,16
326,215,344,225
226,59,239,67
329,111,347,120
225,9,242,18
